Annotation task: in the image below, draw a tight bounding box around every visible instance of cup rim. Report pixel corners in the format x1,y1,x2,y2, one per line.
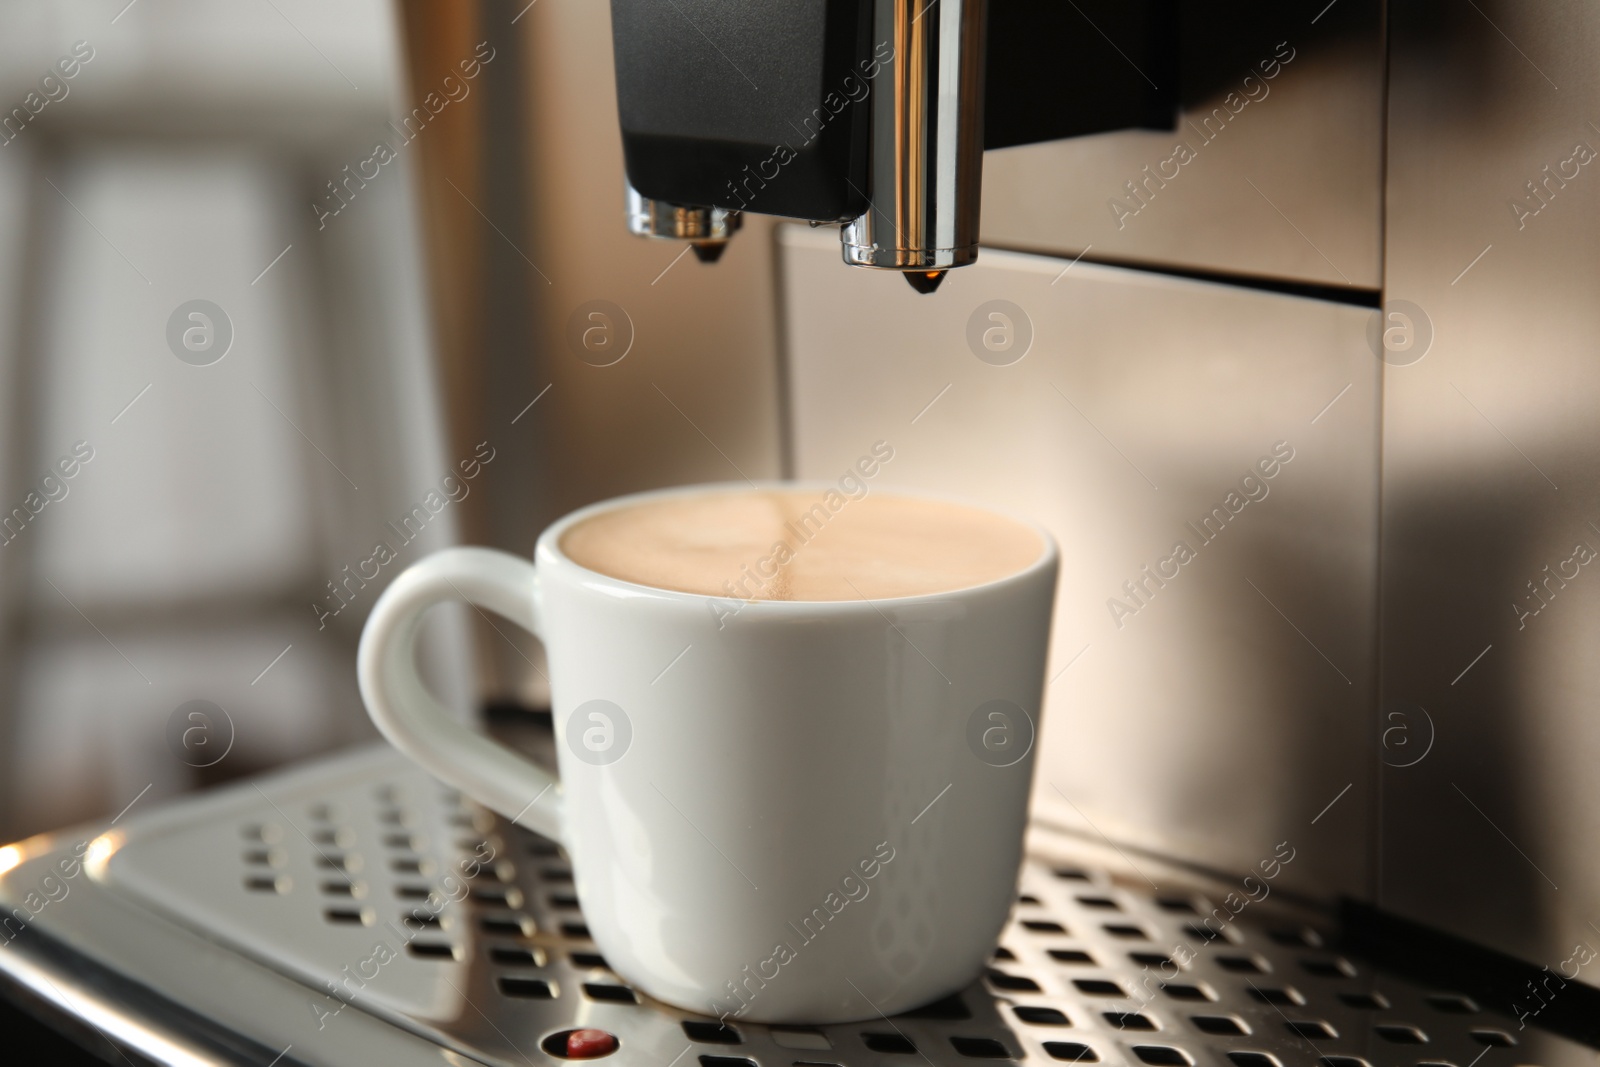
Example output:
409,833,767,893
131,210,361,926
534,480,1058,610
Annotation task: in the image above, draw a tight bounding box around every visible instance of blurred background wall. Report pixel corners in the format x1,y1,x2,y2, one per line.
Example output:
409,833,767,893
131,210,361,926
0,0,787,844
0,0,478,841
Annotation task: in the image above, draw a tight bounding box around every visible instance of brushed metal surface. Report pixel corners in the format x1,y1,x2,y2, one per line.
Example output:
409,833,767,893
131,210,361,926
1379,0,1600,980
6,744,1585,1066
779,225,1378,904
980,0,1383,290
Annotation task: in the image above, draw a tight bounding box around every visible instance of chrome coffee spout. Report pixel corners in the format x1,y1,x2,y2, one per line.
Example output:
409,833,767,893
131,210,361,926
840,0,986,287
607,0,1173,291
608,0,986,291
624,183,742,263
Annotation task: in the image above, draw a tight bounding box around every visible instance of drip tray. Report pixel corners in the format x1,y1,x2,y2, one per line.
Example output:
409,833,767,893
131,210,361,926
0,743,1587,1067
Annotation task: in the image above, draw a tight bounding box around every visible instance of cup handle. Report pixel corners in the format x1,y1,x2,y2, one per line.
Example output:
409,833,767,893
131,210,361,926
357,546,563,842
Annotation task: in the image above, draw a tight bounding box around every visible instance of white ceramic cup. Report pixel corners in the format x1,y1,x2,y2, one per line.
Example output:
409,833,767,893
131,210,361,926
357,483,1058,1023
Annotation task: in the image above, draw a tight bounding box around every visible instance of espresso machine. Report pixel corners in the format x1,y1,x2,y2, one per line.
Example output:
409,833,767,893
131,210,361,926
3,0,1599,1064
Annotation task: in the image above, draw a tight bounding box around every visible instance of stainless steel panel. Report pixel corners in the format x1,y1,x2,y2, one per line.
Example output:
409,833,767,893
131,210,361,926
779,225,1378,902
980,0,1384,290
506,0,786,512
399,0,785,705
1381,0,1600,976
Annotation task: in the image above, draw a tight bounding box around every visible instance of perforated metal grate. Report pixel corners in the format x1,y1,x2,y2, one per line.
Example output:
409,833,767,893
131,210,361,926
88,747,1587,1067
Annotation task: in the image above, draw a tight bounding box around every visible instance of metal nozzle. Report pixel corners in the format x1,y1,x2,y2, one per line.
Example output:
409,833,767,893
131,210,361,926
625,184,741,257
840,0,986,277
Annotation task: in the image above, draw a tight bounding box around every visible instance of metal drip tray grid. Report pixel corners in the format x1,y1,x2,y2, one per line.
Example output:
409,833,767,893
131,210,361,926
0,743,1588,1067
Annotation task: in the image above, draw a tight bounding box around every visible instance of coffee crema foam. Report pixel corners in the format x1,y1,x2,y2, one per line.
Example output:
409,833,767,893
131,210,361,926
559,489,1043,601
